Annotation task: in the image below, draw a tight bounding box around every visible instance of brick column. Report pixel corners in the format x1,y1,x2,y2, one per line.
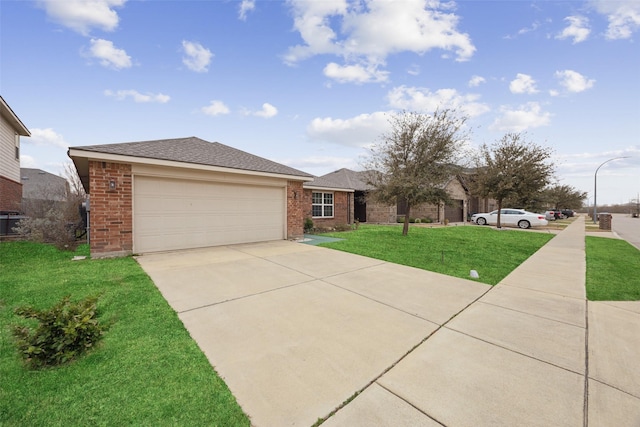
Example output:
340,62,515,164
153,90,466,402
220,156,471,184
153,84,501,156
287,181,304,240
88,161,132,257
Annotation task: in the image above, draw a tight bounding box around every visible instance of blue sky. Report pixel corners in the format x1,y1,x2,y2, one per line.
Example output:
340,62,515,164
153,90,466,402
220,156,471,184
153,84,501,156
1,0,639,205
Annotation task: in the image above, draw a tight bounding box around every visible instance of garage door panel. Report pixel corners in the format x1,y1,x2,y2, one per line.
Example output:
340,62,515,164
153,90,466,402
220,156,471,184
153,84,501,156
134,176,285,253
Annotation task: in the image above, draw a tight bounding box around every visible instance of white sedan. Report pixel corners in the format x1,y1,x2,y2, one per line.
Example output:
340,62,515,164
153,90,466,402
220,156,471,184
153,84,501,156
471,209,548,229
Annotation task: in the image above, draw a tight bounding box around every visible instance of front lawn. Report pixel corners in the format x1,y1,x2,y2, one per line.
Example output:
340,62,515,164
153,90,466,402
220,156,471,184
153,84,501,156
0,242,249,426
586,236,640,300
320,224,554,285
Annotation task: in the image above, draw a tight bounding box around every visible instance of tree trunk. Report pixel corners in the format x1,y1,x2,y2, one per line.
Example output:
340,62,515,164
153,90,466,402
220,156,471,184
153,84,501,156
496,199,502,229
403,204,411,235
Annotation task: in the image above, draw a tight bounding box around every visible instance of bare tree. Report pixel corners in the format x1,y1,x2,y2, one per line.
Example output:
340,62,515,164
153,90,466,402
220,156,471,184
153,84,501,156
473,133,555,228
364,109,470,235
15,163,87,250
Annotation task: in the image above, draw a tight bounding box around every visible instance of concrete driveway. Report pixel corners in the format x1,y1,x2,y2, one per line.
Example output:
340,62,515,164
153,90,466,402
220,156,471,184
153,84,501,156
136,217,640,426
136,241,490,426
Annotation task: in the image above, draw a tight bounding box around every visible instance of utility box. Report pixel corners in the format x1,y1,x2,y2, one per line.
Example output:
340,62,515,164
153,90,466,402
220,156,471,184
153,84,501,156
598,213,612,231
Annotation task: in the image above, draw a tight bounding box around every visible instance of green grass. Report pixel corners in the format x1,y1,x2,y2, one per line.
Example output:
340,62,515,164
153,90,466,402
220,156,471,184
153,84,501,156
320,225,555,285
586,236,640,301
0,241,249,426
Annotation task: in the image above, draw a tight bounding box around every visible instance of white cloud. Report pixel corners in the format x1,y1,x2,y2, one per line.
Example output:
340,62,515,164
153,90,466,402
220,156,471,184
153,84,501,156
238,0,255,20
284,0,475,77
182,41,213,73
490,102,551,132
20,154,37,168
591,0,640,40
555,70,595,93
468,75,486,87
254,103,278,118
27,128,69,149
387,85,490,117
201,100,230,116
88,38,132,69
104,89,170,103
509,73,538,94
39,0,126,35
307,111,390,148
556,15,590,44
323,62,389,84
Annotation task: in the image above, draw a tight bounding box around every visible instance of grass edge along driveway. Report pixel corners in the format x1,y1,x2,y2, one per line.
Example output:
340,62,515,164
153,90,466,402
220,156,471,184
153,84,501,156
320,224,554,286
0,242,250,426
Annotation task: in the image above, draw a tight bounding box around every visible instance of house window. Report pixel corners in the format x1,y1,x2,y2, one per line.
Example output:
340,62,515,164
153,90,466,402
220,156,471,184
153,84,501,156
15,133,19,160
312,192,333,218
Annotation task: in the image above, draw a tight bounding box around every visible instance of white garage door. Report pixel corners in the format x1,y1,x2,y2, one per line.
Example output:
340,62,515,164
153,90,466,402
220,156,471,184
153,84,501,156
134,176,285,253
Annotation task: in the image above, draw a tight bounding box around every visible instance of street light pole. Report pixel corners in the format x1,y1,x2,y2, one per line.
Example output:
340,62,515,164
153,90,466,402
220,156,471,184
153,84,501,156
593,156,630,224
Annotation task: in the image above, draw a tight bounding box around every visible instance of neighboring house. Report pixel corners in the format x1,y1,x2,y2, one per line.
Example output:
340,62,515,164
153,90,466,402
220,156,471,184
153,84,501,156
316,168,495,224
302,175,354,229
0,96,30,213
68,137,313,258
21,168,69,204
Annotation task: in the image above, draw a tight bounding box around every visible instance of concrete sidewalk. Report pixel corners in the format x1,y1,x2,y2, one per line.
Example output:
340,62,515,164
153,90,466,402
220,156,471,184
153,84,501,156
325,216,640,426
137,217,640,426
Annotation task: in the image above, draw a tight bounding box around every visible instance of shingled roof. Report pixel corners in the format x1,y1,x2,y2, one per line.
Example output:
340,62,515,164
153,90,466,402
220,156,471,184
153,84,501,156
318,168,373,191
70,136,312,178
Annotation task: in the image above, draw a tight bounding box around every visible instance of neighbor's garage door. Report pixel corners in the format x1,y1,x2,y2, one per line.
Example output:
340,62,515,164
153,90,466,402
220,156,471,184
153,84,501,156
444,200,464,222
134,176,285,253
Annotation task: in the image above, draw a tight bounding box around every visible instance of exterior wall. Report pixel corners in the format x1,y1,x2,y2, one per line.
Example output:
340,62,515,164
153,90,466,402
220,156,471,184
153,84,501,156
366,178,471,224
0,114,20,183
366,199,397,223
287,180,304,239
303,189,351,229
89,161,133,257
0,175,22,212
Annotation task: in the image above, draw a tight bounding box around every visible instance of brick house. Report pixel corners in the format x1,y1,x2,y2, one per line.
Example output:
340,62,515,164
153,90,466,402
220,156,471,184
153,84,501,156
68,137,313,257
0,96,30,213
316,168,494,224
302,175,354,230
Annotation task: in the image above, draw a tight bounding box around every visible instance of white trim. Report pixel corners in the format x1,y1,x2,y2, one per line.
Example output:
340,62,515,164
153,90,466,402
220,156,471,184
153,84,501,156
312,191,335,219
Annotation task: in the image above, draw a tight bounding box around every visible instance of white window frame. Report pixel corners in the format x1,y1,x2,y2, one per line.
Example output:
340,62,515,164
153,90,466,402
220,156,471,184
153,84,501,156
312,191,334,218
15,133,20,160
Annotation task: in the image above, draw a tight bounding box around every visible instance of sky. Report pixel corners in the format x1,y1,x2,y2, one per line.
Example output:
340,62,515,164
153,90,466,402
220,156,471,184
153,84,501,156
1,0,639,206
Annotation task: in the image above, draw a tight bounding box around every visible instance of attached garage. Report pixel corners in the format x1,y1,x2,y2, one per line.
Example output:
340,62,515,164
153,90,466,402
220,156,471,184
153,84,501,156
134,175,285,253
68,137,312,257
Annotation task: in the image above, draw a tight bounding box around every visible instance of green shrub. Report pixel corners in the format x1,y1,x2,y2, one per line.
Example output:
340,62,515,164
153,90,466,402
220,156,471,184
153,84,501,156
12,295,104,369
303,217,314,233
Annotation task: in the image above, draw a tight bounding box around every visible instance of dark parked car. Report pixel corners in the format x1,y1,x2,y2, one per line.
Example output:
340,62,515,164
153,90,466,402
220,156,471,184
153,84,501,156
561,209,574,218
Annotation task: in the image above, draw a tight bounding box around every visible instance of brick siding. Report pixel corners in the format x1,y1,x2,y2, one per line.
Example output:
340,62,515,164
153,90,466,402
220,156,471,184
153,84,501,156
88,161,132,257
303,189,351,229
287,180,304,239
0,175,22,212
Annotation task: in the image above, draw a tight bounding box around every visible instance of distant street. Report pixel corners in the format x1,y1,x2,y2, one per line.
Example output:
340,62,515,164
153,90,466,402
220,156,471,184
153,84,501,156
612,214,640,250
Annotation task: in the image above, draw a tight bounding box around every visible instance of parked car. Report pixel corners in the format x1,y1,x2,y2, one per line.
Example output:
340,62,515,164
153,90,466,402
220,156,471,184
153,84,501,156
561,209,574,218
544,210,557,221
471,209,549,229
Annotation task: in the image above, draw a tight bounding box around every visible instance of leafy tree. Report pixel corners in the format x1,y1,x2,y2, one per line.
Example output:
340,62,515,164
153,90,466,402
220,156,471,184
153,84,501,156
364,109,469,235
542,184,587,210
473,133,554,228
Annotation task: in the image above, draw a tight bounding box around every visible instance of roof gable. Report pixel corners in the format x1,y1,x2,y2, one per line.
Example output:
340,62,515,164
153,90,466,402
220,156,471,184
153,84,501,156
69,137,313,178
319,168,372,191
0,96,30,136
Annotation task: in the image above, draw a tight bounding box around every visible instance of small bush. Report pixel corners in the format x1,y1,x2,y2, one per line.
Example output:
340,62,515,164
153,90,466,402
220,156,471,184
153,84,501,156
12,295,104,369
334,223,351,232
304,217,314,233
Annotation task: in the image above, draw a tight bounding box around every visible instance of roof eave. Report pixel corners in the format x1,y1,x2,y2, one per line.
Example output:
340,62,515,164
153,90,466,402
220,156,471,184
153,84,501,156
0,96,30,136
67,148,314,185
